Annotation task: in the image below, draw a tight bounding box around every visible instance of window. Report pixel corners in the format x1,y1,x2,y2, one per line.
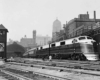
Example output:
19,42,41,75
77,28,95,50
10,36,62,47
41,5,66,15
60,41,65,45
79,37,85,40
51,44,55,47
87,37,92,39
0,31,3,35
76,30,80,36
40,47,42,49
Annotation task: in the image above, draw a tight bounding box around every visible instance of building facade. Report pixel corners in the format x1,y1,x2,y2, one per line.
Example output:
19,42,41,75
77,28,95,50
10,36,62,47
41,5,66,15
36,35,51,46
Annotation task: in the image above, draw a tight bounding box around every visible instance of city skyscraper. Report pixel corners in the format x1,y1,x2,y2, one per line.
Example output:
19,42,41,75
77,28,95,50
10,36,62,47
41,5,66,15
52,18,61,41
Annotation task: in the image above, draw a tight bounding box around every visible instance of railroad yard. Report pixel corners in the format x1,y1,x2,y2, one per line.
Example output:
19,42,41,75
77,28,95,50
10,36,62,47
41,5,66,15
1,0,100,80
0,58,99,80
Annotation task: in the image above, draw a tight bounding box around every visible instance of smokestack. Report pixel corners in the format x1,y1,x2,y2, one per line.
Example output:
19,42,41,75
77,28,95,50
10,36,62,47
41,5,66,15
33,30,36,45
94,11,96,20
86,11,89,19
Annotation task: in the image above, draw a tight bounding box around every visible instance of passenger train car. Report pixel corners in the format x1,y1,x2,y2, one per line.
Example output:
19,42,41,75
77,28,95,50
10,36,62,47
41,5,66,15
23,36,99,61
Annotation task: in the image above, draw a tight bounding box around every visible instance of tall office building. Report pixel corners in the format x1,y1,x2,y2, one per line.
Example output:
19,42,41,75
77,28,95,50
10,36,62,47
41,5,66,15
52,18,61,41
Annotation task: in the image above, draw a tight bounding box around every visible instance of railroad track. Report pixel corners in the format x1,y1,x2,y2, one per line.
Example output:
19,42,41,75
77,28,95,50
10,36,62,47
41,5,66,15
7,58,100,79
7,62,100,76
14,57,100,66
11,58,100,71
0,70,19,80
4,62,100,80
2,64,70,80
0,67,33,80
20,58,100,64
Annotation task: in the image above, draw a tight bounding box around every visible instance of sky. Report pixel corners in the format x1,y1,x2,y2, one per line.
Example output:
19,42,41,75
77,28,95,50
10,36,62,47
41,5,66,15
0,0,100,42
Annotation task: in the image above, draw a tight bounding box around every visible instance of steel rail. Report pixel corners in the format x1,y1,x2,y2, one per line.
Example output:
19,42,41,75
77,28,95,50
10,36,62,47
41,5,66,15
3,66,70,80
14,57,100,65
7,62,100,76
0,68,33,80
33,71,71,80
20,59,100,71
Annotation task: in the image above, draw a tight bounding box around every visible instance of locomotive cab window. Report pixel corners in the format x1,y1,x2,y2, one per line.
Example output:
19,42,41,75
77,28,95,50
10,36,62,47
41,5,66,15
79,37,85,40
87,37,92,39
51,44,55,47
60,41,65,45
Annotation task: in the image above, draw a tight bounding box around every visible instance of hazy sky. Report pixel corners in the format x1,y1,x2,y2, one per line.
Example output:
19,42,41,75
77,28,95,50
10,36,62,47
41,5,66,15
0,0,100,41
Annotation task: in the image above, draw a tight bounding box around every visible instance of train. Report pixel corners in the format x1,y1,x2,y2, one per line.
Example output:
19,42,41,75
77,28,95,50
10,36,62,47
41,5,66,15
23,36,99,61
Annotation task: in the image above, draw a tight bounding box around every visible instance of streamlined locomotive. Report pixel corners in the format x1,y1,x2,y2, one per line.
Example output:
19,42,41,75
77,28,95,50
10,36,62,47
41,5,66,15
23,36,99,61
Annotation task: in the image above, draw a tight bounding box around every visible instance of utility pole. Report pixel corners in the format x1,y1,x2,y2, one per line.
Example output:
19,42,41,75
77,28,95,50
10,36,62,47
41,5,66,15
49,43,50,56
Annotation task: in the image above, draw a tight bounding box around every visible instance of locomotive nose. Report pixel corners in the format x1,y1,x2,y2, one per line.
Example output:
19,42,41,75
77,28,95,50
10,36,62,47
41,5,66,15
85,54,99,61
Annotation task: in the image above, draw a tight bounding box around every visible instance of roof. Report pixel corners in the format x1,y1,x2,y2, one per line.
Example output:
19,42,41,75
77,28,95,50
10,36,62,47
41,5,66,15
7,42,25,53
53,19,61,24
0,24,8,32
66,18,77,27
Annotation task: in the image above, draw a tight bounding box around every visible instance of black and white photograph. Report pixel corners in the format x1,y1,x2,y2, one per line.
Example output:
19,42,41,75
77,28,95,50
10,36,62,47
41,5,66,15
0,0,100,80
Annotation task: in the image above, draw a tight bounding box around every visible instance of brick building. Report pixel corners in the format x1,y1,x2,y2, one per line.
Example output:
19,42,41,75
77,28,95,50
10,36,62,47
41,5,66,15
64,11,100,39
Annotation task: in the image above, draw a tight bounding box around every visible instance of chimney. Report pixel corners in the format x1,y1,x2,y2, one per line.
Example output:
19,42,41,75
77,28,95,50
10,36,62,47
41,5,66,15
94,11,96,20
87,11,89,15
33,30,36,45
